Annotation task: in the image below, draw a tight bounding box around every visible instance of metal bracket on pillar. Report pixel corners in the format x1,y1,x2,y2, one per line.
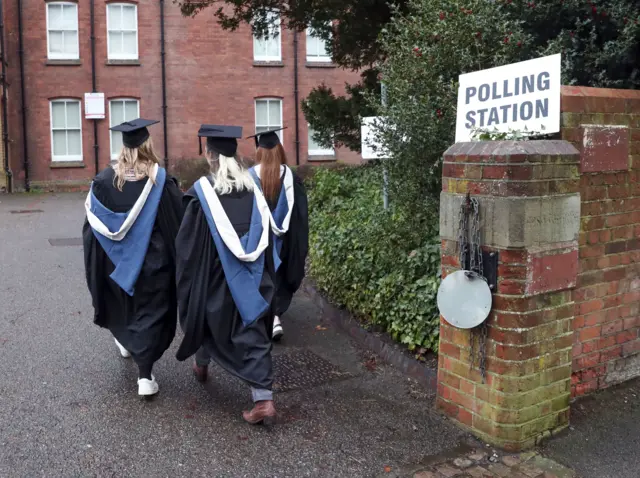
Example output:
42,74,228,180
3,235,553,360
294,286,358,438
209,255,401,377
461,250,498,292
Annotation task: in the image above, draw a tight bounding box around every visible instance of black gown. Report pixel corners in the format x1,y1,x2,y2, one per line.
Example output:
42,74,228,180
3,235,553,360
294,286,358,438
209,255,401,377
175,182,277,390
82,167,183,367
269,171,309,317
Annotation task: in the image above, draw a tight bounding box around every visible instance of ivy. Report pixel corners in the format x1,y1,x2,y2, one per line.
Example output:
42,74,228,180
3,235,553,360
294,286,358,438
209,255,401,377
307,164,442,354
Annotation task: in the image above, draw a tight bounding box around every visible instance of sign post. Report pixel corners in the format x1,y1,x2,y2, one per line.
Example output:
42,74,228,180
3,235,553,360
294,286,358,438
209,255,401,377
380,82,389,210
361,116,390,210
455,54,561,142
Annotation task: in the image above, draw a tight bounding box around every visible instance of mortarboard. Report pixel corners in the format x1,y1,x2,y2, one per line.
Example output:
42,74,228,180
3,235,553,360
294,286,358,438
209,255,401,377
198,124,243,157
110,118,159,149
247,127,287,149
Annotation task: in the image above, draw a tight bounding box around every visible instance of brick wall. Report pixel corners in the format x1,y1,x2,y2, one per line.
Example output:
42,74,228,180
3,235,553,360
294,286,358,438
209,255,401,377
560,86,640,398
435,87,640,450
2,0,361,191
438,141,581,451
0,100,5,191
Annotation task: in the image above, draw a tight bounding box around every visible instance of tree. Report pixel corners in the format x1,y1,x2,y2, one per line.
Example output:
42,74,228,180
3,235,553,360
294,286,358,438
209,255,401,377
373,0,640,213
374,0,533,210
506,1,640,89
176,0,403,149
176,0,640,153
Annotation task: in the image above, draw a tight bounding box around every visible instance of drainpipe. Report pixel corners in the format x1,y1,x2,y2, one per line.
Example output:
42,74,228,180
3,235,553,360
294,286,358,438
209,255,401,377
16,0,28,191
293,30,300,165
0,0,12,192
90,0,99,175
160,0,169,171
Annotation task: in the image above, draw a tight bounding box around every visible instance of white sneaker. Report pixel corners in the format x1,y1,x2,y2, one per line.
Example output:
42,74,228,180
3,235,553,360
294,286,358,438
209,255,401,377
114,338,131,358
138,375,159,397
272,316,284,342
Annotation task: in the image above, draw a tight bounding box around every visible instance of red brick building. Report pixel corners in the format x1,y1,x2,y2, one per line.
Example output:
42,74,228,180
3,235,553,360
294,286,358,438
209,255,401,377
1,0,361,191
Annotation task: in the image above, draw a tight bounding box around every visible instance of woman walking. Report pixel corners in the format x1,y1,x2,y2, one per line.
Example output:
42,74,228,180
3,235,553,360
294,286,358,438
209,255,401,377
175,125,278,424
83,119,182,397
248,128,309,341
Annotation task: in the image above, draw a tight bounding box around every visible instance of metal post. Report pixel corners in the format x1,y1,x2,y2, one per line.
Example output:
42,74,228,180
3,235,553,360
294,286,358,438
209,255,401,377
381,81,389,210
17,0,29,191
293,30,300,165
90,0,99,176
160,0,169,171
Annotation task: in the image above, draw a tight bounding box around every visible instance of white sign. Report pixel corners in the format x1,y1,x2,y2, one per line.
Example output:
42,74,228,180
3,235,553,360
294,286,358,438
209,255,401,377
84,93,105,119
361,116,390,159
455,54,561,142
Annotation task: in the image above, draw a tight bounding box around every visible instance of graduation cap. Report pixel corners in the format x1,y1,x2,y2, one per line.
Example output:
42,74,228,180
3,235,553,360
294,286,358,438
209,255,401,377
198,124,243,157
247,127,287,149
110,118,159,149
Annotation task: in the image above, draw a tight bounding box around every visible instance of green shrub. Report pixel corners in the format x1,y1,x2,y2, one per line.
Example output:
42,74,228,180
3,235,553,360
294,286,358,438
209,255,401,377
172,156,257,190
308,164,442,353
171,157,210,191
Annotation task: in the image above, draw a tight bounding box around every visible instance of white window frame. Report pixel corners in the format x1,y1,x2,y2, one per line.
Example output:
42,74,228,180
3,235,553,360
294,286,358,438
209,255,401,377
253,12,281,62
308,125,334,156
46,2,79,60
106,3,139,60
305,25,332,63
50,99,83,162
254,98,283,143
108,98,141,159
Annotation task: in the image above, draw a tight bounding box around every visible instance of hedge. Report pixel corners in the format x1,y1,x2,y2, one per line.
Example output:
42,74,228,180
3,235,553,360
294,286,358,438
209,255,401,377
307,163,442,354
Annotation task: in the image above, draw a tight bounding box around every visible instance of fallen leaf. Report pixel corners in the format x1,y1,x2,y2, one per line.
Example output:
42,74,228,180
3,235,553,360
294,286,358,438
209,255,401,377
364,357,378,372
384,465,392,473
184,414,194,419
315,325,328,331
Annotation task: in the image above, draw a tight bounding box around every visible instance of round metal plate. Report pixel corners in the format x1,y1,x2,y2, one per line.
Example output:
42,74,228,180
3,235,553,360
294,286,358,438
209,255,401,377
437,270,492,329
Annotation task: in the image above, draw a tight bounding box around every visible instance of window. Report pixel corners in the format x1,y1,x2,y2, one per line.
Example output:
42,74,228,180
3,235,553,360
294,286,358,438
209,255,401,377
253,12,281,62
107,3,138,60
308,126,334,156
255,99,283,141
50,99,82,162
109,99,140,158
306,26,331,63
46,2,79,60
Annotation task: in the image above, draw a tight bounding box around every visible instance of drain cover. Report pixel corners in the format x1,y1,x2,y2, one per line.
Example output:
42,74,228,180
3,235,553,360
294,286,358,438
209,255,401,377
10,209,43,214
273,349,352,393
49,238,83,246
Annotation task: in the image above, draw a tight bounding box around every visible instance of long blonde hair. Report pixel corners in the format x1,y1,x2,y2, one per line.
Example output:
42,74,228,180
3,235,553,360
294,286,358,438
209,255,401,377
205,146,254,195
112,137,161,191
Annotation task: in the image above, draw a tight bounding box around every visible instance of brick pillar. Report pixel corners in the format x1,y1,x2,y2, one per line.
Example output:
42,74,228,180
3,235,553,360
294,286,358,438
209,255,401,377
437,140,581,451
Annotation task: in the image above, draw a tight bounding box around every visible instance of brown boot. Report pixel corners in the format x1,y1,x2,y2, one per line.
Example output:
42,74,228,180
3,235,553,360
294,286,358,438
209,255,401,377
192,361,208,383
242,400,276,425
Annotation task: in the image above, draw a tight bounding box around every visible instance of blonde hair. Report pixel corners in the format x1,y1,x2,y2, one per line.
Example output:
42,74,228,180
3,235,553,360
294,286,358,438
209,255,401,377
112,137,162,191
206,146,254,195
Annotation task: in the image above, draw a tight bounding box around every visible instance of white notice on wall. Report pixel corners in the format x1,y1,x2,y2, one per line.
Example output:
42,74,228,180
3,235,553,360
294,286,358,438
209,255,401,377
455,54,561,142
85,93,105,119
361,116,390,160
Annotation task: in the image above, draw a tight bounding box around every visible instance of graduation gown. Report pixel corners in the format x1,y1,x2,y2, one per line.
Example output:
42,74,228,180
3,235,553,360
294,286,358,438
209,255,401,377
175,178,276,390
250,165,309,317
82,166,183,367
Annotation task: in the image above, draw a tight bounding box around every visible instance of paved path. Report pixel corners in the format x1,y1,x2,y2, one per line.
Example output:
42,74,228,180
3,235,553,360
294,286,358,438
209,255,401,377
0,193,466,477
542,377,640,478
1,192,636,478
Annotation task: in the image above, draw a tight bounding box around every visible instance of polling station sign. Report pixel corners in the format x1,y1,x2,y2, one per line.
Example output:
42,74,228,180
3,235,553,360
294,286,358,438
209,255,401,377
455,54,561,142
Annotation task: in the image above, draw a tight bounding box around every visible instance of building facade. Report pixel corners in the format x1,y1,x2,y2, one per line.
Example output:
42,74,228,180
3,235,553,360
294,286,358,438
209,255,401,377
1,0,361,191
